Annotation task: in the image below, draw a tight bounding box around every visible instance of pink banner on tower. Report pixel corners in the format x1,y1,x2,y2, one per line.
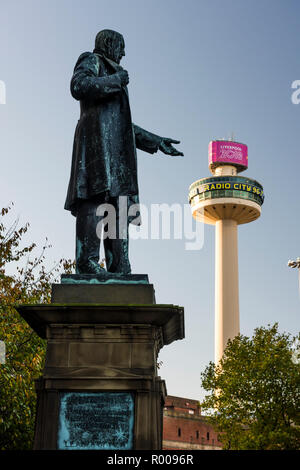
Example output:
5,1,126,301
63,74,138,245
209,141,248,169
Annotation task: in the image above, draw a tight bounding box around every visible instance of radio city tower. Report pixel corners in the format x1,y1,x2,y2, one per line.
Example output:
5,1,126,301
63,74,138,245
189,140,264,364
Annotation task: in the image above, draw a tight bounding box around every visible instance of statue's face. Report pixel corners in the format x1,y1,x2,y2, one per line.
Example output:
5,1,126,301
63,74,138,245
106,35,125,64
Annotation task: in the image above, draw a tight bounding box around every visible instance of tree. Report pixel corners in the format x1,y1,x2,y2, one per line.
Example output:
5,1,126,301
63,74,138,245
201,324,300,450
0,205,74,449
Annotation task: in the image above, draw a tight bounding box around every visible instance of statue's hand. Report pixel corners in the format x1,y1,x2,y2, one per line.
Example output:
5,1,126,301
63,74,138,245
116,70,129,86
159,137,184,157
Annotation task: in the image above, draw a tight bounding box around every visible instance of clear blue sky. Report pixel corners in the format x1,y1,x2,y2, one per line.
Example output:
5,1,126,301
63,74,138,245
1,0,300,401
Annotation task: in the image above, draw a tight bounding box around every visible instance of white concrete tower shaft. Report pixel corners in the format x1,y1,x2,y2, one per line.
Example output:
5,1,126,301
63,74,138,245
215,219,239,364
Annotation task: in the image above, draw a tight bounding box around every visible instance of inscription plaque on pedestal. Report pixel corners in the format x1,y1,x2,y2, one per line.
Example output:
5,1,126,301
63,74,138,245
57,392,134,450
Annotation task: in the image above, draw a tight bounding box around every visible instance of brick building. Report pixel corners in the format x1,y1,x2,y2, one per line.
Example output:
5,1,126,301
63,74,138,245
163,395,222,450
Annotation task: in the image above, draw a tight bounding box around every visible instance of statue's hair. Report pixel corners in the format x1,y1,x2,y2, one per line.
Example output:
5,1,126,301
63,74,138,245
95,29,124,52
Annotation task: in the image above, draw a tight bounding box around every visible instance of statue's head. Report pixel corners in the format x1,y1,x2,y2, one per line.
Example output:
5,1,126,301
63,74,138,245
94,29,125,64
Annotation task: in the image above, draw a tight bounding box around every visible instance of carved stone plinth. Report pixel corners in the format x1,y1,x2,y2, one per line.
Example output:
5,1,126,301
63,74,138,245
17,284,184,450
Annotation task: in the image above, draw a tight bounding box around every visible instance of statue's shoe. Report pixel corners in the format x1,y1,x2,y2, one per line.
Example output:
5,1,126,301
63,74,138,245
107,264,132,275
76,260,109,276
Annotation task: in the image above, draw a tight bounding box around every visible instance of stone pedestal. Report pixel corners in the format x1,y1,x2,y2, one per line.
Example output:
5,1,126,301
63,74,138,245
17,282,184,450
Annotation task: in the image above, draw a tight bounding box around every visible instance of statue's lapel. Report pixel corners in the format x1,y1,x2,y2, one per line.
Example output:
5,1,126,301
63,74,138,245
95,53,129,98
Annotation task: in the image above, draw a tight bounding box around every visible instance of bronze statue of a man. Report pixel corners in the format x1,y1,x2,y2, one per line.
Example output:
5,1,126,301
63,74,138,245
65,29,183,276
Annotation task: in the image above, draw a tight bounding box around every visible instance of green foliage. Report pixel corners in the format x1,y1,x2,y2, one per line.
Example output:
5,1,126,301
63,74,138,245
0,204,74,449
201,324,300,450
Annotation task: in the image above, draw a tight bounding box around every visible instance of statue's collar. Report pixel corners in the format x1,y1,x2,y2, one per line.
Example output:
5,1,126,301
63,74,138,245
93,51,123,72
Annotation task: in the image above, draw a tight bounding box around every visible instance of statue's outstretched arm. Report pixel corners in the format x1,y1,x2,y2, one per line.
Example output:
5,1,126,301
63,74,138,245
71,52,127,101
133,124,183,157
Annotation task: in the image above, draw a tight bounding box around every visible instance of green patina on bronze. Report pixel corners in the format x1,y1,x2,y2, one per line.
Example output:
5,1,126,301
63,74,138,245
57,392,135,450
65,29,183,278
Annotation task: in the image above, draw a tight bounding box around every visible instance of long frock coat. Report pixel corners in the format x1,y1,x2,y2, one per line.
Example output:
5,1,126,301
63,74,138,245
64,51,163,217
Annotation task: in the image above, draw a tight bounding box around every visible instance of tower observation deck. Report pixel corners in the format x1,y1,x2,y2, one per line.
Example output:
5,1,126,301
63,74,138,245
188,140,264,364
